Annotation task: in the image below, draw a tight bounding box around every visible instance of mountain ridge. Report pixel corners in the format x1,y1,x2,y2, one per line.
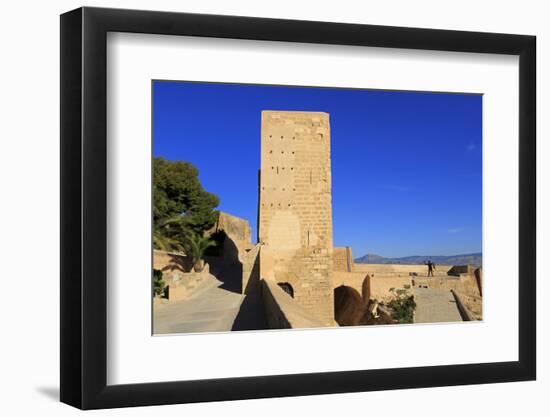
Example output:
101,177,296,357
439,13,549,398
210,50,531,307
355,252,482,267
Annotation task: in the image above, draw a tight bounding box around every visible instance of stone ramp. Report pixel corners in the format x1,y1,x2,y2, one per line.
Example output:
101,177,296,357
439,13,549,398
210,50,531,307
413,287,463,323
153,286,245,335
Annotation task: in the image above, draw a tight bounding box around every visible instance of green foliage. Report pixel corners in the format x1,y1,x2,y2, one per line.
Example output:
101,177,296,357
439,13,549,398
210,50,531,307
153,228,184,252
153,269,166,297
183,233,216,264
153,157,219,251
387,287,416,324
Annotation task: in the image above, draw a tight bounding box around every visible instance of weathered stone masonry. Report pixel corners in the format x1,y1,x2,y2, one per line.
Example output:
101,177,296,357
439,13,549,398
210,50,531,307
258,111,334,325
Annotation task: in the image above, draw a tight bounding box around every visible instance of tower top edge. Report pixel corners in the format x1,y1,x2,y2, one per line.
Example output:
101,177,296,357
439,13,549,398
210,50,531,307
261,110,330,117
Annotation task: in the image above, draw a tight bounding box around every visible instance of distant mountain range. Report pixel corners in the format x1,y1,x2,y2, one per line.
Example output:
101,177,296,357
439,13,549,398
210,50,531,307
355,252,482,267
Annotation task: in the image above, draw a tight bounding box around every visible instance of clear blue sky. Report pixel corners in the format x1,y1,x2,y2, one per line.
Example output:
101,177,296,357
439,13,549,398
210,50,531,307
153,81,482,258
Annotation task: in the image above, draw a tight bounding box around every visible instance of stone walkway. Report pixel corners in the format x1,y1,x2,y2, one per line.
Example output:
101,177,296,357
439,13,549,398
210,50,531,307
153,286,245,335
413,287,463,323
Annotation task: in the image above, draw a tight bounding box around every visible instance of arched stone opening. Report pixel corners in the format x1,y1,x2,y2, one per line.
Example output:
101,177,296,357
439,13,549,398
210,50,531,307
277,282,294,298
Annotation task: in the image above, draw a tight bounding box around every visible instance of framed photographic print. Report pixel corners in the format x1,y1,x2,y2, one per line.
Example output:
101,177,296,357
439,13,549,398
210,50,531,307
60,6,536,409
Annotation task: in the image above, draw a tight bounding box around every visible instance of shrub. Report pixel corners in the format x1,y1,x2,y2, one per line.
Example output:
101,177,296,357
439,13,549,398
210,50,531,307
387,287,416,324
153,269,166,297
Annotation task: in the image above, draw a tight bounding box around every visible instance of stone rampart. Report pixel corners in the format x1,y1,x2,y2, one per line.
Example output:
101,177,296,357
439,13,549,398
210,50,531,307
354,263,453,277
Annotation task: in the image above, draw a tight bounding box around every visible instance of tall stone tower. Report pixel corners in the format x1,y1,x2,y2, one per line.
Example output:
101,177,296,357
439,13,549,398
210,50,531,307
258,110,334,325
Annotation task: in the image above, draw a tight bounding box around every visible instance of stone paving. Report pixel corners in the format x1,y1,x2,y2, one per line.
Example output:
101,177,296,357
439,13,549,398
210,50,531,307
153,286,245,335
413,287,463,323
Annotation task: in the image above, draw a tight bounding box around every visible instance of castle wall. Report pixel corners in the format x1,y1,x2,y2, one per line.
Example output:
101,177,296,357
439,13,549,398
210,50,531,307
258,111,334,325
333,271,413,303
354,263,453,276
214,212,252,247
206,211,254,263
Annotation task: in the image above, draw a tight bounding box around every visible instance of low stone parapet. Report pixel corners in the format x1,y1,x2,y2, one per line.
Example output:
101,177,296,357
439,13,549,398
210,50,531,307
333,271,412,304
160,264,222,303
414,273,481,297
450,290,475,321
354,263,454,276
365,274,413,303
153,249,194,275
242,243,261,294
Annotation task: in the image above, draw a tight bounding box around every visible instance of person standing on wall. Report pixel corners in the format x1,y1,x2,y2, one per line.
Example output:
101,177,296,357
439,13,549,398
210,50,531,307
425,260,436,277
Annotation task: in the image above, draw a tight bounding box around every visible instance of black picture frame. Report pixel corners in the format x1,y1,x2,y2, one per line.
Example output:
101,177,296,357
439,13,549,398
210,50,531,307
60,6,536,410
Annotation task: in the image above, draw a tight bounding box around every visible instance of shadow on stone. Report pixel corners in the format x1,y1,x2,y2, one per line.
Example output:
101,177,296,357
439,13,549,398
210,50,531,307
205,230,243,294
334,285,395,326
334,285,367,326
231,293,267,331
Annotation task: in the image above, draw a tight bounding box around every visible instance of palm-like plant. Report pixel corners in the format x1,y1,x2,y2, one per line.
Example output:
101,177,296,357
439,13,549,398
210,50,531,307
184,233,216,272
153,230,184,252
153,215,187,252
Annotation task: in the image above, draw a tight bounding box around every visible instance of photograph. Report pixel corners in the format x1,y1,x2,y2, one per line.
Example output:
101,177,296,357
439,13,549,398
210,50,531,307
151,81,483,334
53,4,537,411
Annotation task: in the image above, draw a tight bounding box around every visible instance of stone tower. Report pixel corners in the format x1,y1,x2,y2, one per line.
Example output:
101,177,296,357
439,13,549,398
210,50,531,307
258,110,334,325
